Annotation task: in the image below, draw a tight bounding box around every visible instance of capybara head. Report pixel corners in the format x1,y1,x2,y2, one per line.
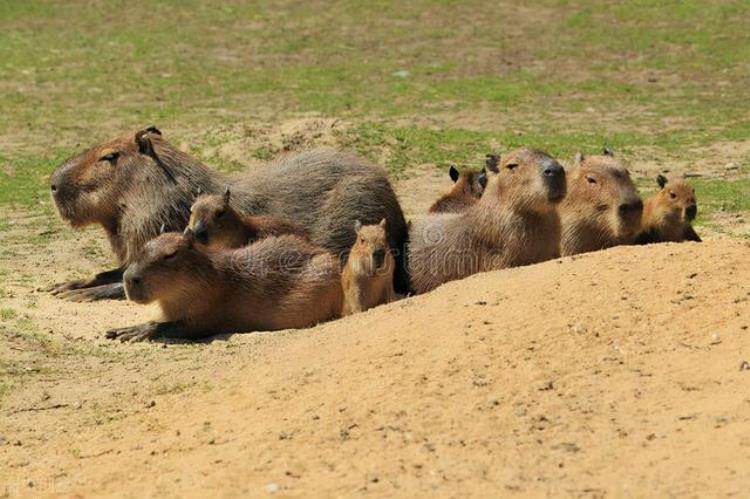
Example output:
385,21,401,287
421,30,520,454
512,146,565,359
483,148,566,212
187,187,246,249
448,165,487,198
565,148,643,241
653,174,698,223
123,230,208,305
50,126,175,228
350,219,392,275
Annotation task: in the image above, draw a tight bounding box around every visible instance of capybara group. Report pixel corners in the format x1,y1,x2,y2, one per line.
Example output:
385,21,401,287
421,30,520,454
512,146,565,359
187,188,309,250
428,161,488,213
105,231,343,342
341,219,397,315
637,174,701,243
559,148,643,256
48,126,408,301
408,148,566,294
44,124,708,342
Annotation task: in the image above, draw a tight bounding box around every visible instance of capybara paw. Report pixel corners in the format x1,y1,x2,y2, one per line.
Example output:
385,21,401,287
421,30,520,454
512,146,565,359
45,280,86,295
105,325,155,343
57,284,125,302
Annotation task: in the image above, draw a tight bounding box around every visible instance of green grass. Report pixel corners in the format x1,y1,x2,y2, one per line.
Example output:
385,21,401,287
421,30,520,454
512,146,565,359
0,0,748,210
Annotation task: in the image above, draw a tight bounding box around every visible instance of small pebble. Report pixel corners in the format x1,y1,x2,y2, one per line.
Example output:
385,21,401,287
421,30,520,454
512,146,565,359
740,361,749,371
265,482,279,493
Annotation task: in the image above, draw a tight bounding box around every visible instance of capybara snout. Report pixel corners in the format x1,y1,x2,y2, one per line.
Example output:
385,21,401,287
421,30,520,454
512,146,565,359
123,266,148,304
372,248,387,270
685,204,697,221
540,158,566,202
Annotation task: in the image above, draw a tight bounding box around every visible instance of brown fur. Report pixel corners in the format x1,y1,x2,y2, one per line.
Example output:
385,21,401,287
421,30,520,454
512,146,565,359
637,174,701,243
341,219,397,315
106,232,343,342
187,189,309,250
428,165,487,213
408,148,566,294
49,126,409,299
559,149,643,256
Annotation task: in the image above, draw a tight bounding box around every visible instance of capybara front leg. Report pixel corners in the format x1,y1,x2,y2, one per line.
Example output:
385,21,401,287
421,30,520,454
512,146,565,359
56,282,125,302
46,268,124,296
105,321,184,343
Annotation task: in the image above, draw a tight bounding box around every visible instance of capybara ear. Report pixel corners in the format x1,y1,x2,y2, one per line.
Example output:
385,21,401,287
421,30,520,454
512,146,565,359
223,186,231,206
478,168,488,188
134,125,162,154
574,152,585,164
656,174,668,188
449,165,459,182
354,220,363,233
135,125,176,183
378,218,387,229
603,145,614,157
485,154,500,173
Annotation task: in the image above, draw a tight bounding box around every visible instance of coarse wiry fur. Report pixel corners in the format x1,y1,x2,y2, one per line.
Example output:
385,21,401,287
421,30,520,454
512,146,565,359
49,126,409,298
107,232,343,341
408,148,566,295
341,219,397,315
559,149,643,256
187,189,309,250
428,165,487,214
637,174,701,243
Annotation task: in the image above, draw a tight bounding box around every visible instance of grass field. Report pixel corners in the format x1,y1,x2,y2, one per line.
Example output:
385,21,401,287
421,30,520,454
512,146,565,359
0,0,749,217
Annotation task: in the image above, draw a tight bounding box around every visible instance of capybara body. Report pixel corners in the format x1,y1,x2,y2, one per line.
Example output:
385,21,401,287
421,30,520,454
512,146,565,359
341,219,397,315
637,174,701,243
559,149,643,256
188,188,309,250
106,232,343,342
408,148,566,294
428,164,487,214
49,126,408,300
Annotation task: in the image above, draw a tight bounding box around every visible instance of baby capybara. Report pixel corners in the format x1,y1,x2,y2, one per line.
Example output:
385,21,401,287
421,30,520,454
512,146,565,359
559,148,643,256
637,174,701,243
408,148,566,294
428,160,488,214
105,231,343,342
188,187,309,249
341,219,397,315
48,126,408,301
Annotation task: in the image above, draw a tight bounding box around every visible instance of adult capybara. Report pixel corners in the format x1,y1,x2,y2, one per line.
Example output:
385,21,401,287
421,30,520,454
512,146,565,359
48,126,408,300
105,230,343,342
187,187,309,249
428,158,489,213
408,148,566,294
341,219,397,315
637,174,701,243
559,148,643,256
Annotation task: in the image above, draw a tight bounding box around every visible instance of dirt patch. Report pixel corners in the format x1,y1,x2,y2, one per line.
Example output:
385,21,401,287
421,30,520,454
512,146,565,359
2,205,750,498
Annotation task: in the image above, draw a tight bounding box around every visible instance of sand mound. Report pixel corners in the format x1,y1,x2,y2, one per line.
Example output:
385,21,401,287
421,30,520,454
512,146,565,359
3,240,749,497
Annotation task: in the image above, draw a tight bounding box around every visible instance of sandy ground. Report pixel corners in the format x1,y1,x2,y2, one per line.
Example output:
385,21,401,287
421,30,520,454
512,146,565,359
1,171,750,498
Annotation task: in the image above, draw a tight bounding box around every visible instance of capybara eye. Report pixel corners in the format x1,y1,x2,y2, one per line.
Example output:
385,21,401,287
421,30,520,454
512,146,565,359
586,175,597,184
506,163,519,171
216,210,226,218
163,251,178,261
669,191,677,199
100,152,120,163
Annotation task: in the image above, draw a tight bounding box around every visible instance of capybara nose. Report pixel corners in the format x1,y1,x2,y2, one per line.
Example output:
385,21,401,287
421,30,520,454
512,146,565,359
192,221,209,244
542,160,564,178
127,275,142,288
685,204,697,221
618,199,643,217
373,249,386,269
